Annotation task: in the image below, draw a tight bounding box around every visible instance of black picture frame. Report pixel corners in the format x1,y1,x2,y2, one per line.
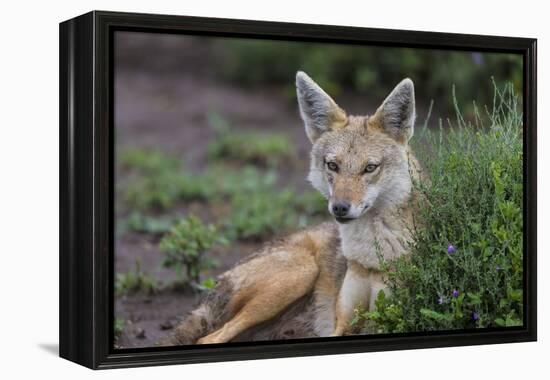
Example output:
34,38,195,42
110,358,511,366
59,10,537,369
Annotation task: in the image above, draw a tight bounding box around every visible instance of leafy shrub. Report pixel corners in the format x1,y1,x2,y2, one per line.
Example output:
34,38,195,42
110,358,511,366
159,216,227,286
352,82,523,333
115,260,158,295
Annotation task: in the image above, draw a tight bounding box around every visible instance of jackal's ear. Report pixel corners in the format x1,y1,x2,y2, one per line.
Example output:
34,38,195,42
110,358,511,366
372,78,416,143
296,71,347,143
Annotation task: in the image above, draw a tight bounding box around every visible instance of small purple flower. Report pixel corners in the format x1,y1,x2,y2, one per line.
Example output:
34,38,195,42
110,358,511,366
496,265,502,271
437,296,444,305
471,52,484,66
452,289,459,298
472,312,479,321
447,245,457,254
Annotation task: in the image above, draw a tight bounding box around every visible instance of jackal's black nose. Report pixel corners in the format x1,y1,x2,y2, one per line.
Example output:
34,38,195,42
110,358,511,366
332,202,350,217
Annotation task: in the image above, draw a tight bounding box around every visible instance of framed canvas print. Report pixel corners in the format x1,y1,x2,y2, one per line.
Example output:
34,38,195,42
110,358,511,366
59,11,537,369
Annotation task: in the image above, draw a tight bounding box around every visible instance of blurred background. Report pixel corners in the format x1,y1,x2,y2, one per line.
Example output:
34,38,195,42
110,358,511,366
114,31,522,348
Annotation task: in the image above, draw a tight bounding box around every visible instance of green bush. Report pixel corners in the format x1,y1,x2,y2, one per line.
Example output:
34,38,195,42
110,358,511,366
159,215,227,286
216,39,522,115
352,82,523,333
115,260,158,295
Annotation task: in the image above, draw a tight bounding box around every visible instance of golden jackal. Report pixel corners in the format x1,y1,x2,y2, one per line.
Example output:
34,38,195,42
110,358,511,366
169,71,423,345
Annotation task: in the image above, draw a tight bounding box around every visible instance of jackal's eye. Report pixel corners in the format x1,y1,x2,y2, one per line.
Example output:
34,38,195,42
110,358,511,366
364,164,379,173
326,161,339,172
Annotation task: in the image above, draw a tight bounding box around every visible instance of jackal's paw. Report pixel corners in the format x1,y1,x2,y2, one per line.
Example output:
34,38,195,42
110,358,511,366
330,327,345,336
197,334,221,345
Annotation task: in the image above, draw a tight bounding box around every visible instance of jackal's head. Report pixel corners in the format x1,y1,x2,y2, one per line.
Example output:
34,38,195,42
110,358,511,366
296,71,416,224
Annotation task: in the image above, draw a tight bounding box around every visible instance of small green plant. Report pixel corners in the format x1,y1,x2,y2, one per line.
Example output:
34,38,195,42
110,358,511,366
206,111,295,167
114,318,125,338
176,173,216,201
115,260,158,295
225,189,297,240
120,148,186,211
200,277,217,291
203,165,277,198
123,173,177,210
120,147,180,174
122,212,174,235
352,82,523,333
159,215,227,286
296,191,328,217
224,187,328,240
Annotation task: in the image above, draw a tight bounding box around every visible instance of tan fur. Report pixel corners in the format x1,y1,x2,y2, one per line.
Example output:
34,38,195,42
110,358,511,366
169,72,423,345
192,223,341,345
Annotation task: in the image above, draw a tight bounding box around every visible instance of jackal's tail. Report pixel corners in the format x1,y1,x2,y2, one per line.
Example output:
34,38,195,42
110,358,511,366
165,277,234,346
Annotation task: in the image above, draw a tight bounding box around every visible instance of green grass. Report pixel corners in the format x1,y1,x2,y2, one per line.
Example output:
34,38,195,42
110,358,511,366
115,260,158,296
352,82,523,333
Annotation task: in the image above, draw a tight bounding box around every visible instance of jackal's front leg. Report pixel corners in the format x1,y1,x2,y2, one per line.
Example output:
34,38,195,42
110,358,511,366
332,264,370,336
332,263,386,336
